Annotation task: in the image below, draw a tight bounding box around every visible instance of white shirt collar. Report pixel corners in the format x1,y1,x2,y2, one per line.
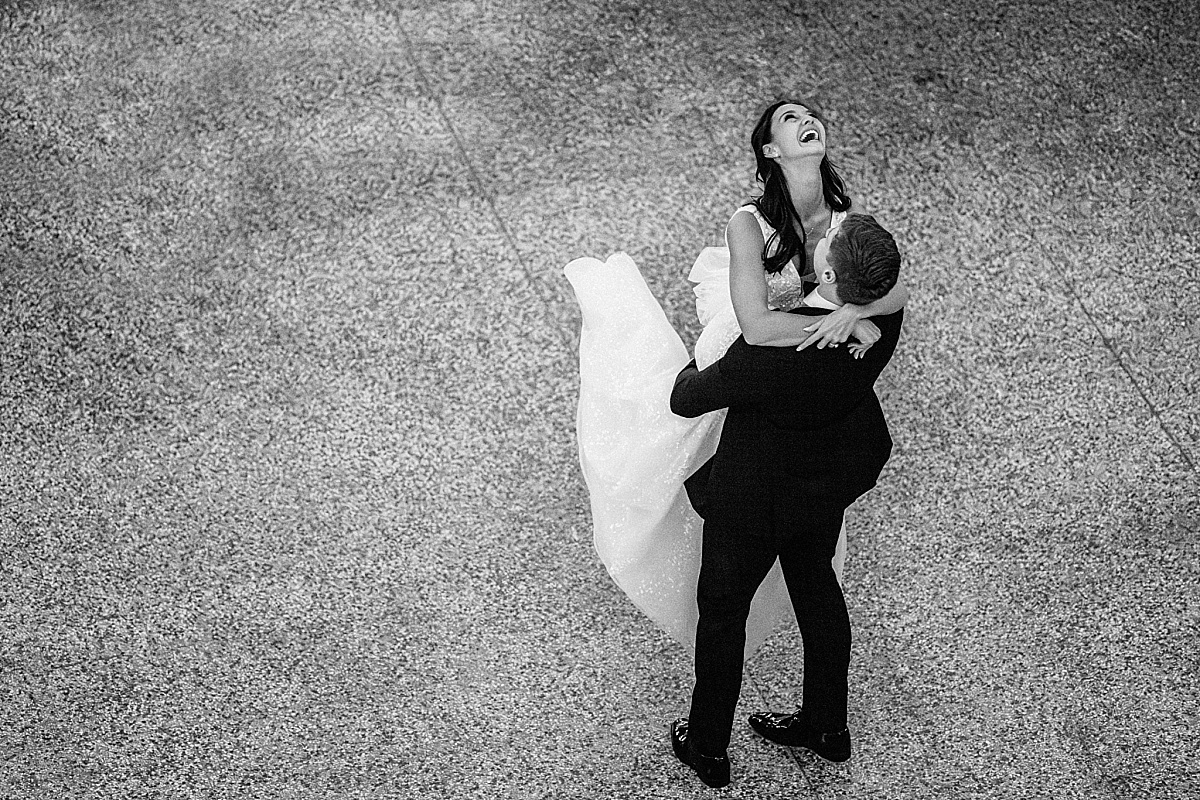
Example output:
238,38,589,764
802,287,840,310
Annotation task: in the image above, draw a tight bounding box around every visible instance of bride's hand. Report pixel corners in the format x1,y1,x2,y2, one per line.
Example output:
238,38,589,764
798,304,864,350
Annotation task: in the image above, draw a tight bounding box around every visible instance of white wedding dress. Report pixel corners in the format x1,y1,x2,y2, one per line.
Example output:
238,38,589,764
565,205,848,659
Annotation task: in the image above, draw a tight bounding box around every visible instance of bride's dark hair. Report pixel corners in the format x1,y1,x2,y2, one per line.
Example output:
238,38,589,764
749,99,852,274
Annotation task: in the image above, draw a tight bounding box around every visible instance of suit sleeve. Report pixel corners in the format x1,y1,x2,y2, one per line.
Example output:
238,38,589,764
671,309,902,423
670,359,732,418
670,344,771,418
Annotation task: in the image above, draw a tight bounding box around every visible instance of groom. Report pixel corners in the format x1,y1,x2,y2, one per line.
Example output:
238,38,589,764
667,213,904,788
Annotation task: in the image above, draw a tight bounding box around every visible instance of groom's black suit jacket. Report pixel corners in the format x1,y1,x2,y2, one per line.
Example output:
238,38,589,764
671,307,903,516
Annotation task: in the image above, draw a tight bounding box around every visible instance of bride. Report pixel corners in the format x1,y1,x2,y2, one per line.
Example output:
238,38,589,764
565,99,909,657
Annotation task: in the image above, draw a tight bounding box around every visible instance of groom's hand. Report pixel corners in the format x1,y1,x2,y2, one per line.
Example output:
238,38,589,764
851,319,881,346
848,341,873,359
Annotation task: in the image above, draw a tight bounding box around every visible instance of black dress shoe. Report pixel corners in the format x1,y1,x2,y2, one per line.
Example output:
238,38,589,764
748,711,851,762
670,718,731,788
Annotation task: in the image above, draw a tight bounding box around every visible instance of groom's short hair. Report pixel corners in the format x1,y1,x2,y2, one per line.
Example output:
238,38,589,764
828,214,901,305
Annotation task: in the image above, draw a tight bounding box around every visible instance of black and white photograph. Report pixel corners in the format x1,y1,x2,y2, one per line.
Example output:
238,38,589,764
3,0,1198,797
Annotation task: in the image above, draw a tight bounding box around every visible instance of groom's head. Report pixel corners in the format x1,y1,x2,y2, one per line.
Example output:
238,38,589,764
813,214,900,306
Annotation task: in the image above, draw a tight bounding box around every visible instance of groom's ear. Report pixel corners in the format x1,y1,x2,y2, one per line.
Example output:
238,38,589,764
820,268,837,284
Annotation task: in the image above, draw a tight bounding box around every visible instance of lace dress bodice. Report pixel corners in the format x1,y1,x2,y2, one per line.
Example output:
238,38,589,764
764,262,809,312
733,203,845,312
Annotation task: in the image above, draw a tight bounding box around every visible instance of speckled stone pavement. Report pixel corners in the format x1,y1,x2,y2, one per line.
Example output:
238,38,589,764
3,0,1198,798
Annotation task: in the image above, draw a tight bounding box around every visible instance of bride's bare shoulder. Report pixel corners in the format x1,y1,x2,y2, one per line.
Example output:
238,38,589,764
726,208,765,252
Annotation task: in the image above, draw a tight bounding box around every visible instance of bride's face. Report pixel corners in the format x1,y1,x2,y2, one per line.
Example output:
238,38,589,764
767,103,826,159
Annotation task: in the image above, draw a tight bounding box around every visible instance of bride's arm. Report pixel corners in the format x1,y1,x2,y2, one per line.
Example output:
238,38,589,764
797,282,910,351
727,211,822,347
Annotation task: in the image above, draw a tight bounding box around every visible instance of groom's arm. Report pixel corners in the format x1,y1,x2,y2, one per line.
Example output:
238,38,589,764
670,360,732,419
670,340,776,418
671,310,903,421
